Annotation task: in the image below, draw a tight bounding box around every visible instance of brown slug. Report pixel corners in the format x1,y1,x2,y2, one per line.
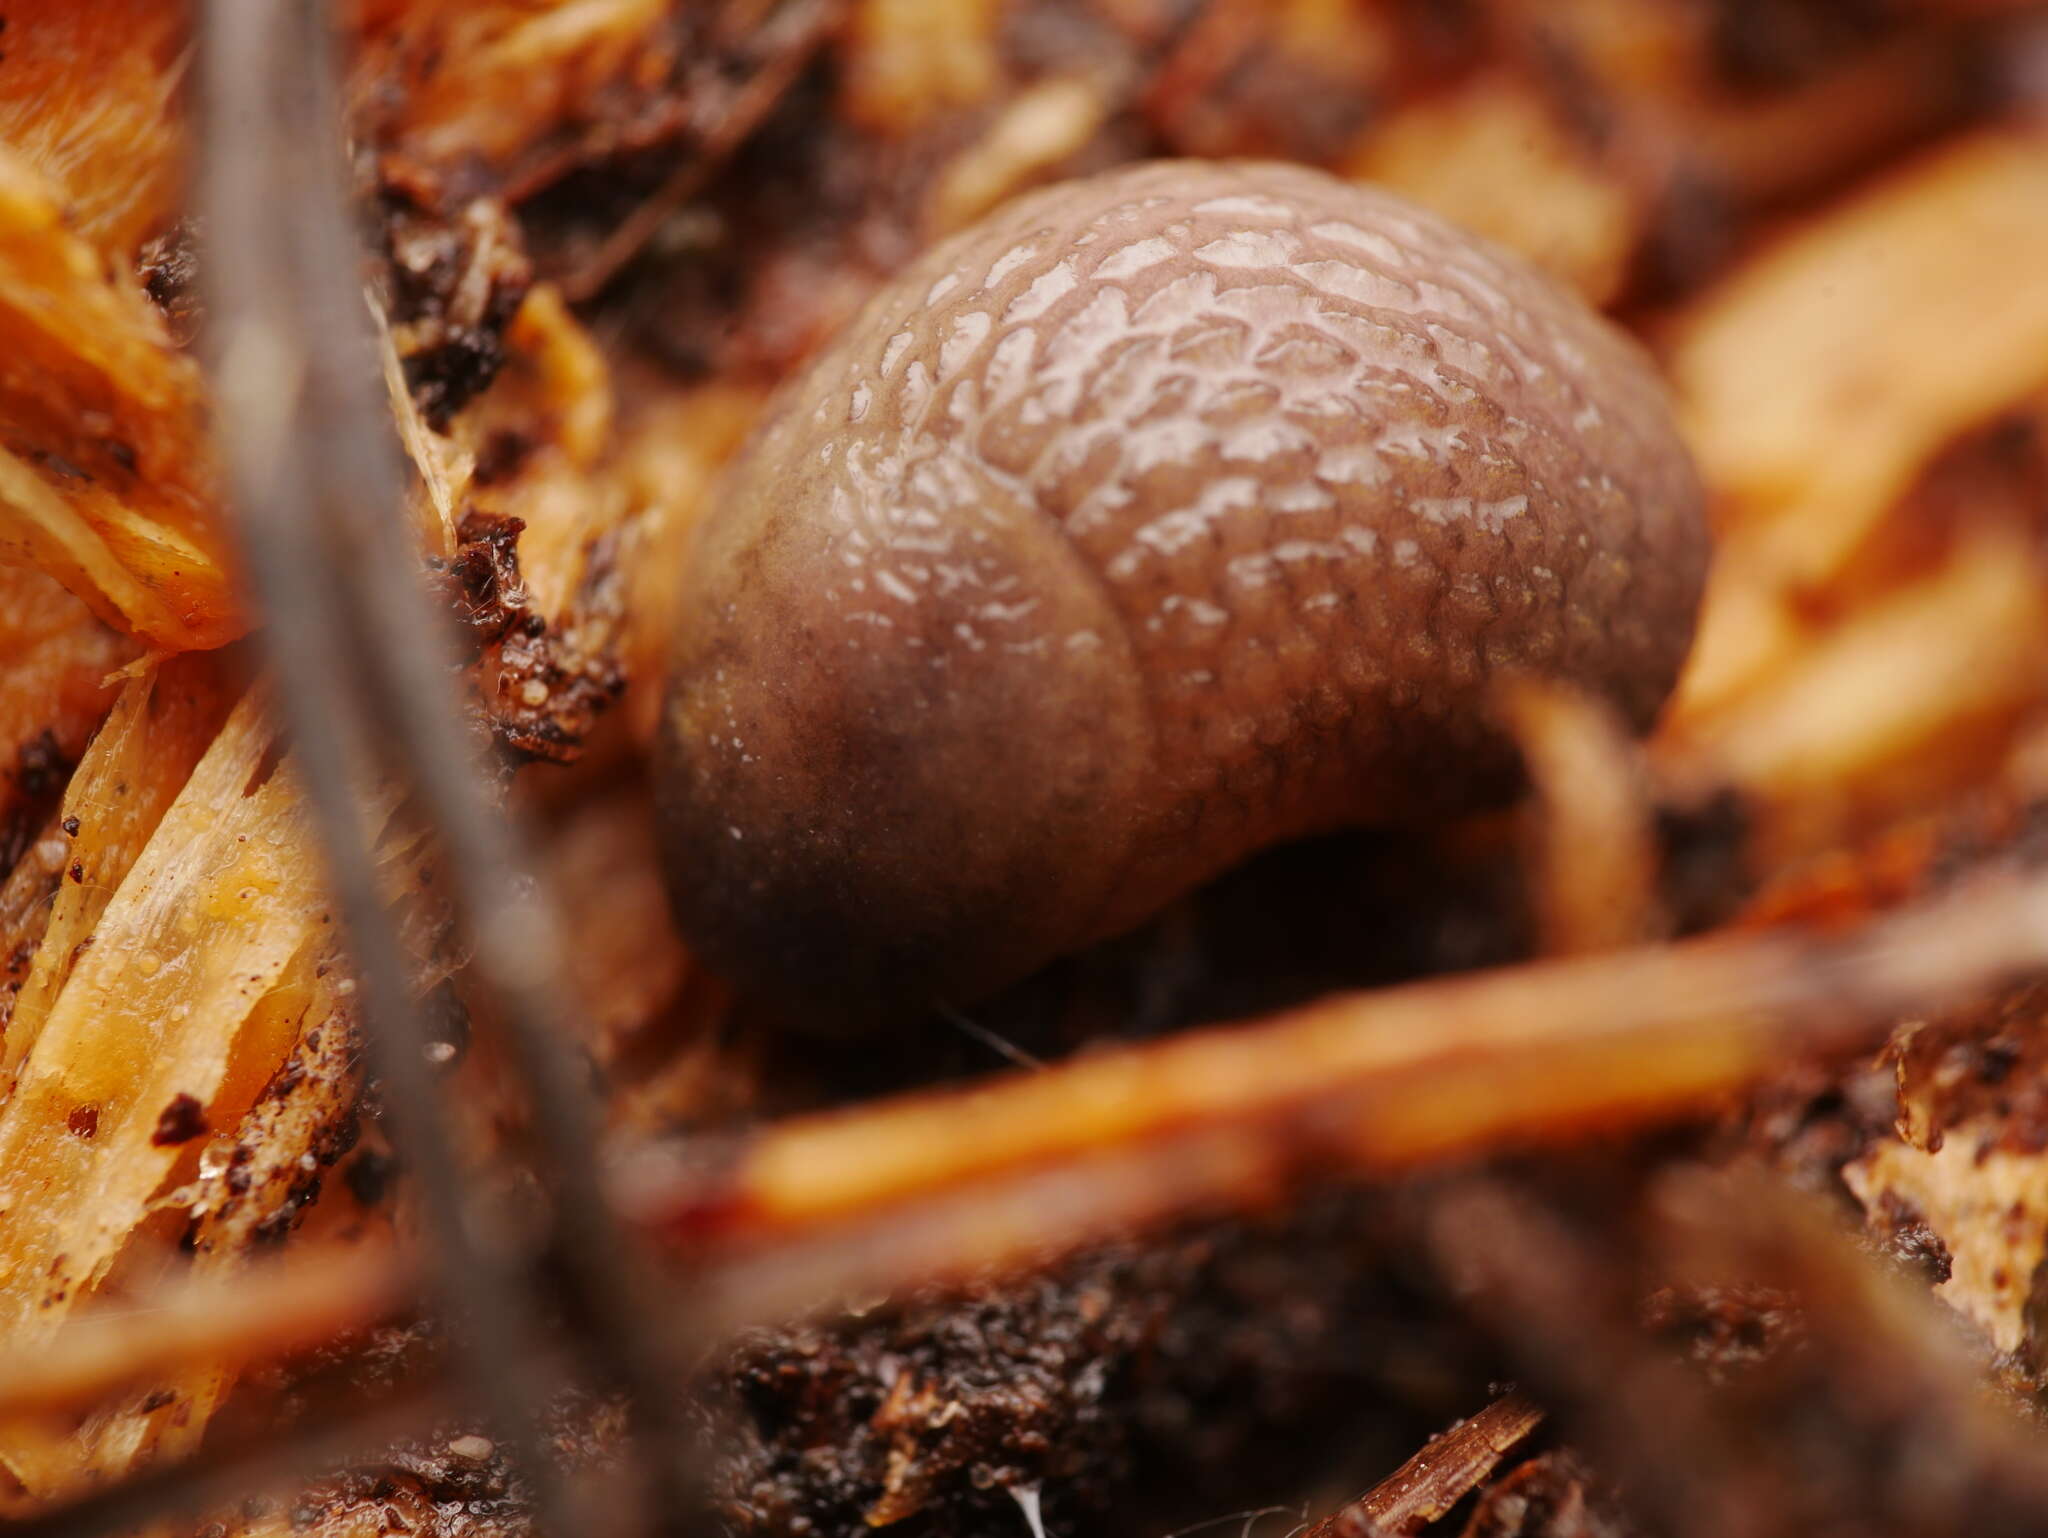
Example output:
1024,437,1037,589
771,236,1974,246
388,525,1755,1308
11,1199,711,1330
656,159,1709,1025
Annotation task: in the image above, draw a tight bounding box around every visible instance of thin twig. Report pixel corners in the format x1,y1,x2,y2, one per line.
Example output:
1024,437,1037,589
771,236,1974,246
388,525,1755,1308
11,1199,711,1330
648,858,2048,1261
199,5,693,1530
0,1244,409,1424
18,852,2048,1520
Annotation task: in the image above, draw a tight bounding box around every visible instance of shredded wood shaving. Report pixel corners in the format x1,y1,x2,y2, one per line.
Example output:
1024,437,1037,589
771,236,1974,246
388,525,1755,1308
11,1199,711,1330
2,653,235,1090
1846,1131,2046,1356
352,0,674,191
0,148,232,651
1348,71,1637,305
842,0,1004,133
1502,679,1663,954
0,563,131,830
1667,533,2048,842
1671,132,2048,714
0,691,407,1502
0,0,189,263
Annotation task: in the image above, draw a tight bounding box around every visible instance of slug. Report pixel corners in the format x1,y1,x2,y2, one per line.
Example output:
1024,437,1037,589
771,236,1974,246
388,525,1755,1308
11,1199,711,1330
656,159,1709,1026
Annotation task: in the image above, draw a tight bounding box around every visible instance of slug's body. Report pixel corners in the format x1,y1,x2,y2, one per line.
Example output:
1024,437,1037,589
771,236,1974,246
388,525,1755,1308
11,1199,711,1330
658,160,1708,1024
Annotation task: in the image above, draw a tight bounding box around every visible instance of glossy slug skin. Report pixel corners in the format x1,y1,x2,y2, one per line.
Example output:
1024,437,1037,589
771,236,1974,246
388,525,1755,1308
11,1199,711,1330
657,159,1709,1024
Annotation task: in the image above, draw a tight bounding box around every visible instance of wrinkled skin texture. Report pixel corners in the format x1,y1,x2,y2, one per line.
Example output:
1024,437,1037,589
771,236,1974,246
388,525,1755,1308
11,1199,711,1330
658,160,1708,1024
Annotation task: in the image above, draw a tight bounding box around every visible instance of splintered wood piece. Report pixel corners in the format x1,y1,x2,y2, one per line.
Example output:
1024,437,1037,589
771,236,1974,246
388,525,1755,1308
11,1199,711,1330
1303,1393,1544,1538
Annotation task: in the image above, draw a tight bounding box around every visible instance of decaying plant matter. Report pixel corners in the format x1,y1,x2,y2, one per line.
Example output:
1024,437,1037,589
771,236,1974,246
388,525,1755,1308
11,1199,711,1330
6,3,2048,1536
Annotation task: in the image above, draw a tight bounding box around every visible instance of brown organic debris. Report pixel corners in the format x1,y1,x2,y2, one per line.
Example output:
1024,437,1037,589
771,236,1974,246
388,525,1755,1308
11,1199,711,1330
6,5,2048,1538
